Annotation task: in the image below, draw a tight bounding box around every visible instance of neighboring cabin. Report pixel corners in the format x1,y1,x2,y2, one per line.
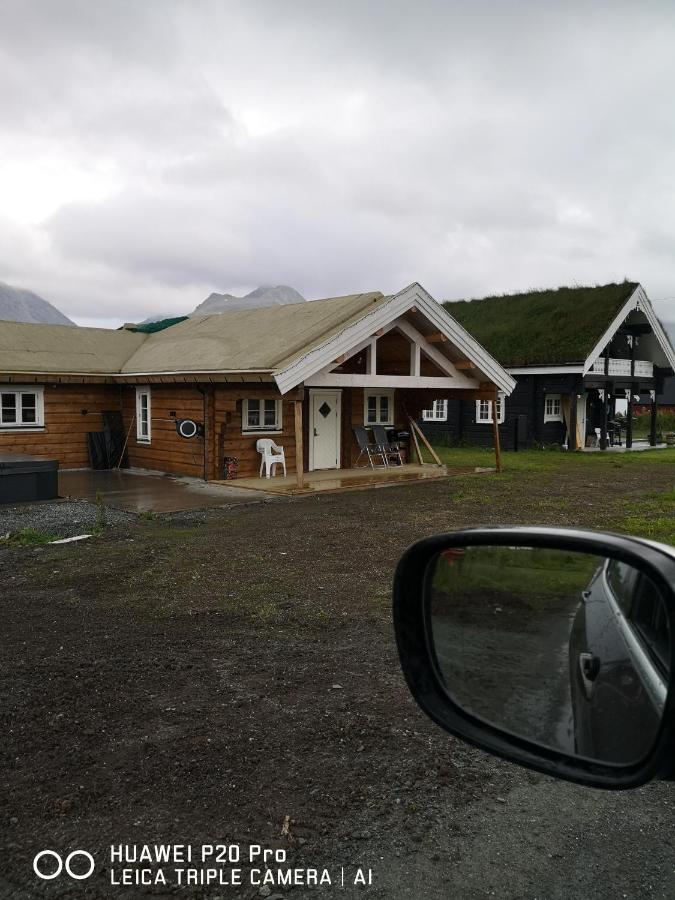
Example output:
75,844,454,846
0,283,514,482
421,283,675,450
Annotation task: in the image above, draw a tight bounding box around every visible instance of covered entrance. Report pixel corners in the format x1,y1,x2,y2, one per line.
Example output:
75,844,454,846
309,389,341,470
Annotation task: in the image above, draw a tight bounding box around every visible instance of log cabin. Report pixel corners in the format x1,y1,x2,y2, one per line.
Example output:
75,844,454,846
421,283,675,451
0,283,515,486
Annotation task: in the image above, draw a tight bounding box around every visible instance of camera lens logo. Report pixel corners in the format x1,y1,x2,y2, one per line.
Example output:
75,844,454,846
33,850,95,881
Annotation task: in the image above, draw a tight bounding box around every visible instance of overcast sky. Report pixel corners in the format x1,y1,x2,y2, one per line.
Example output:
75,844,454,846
1,1,675,331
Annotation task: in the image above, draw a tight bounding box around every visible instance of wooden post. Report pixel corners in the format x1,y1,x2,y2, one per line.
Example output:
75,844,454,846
294,399,304,489
409,419,424,464
408,417,443,466
626,388,634,449
600,385,609,451
569,393,577,451
492,392,502,473
649,392,658,446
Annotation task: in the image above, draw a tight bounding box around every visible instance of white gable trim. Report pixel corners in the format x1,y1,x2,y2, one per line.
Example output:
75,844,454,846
582,285,675,375
506,365,585,375
274,283,516,395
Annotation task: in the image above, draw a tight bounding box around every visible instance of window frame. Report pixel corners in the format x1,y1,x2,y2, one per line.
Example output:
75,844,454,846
364,389,395,426
475,392,505,425
0,385,45,430
242,397,282,433
135,387,152,444
422,399,448,422
544,393,563,423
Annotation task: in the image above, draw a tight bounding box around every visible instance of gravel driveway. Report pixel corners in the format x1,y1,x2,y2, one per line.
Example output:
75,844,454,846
1,455,674,898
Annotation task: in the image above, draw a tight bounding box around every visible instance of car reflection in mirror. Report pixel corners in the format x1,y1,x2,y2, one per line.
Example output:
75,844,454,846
427,546,669,767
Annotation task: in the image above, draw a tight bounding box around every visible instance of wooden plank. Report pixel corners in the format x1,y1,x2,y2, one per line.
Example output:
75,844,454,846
426,333,448,344
454,360,477,370
408,416,424,464
410,418,443,466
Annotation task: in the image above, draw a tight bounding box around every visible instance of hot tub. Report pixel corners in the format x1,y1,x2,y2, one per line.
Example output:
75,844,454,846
0,452,59,504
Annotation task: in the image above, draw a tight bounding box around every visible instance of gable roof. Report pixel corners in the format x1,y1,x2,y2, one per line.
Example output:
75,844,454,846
121,292,387,374
0,284,515,394
444,282,640,367
0,318,147,374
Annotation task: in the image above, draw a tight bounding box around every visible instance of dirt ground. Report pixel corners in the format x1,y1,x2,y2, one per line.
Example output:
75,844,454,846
1,454,674,899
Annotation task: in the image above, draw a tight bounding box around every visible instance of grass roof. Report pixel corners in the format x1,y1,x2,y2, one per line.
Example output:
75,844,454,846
444,282,638,367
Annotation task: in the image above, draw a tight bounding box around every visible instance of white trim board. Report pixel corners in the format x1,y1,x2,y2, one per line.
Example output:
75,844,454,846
274,282,516,396
506,365,584,375
582,285,675,375
305,374,464,388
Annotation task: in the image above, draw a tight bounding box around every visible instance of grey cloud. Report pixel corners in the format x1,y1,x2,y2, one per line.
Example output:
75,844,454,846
1,1,675,325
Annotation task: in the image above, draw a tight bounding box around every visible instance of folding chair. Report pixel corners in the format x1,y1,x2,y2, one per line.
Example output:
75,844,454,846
372,425,403,466
353,426,387,468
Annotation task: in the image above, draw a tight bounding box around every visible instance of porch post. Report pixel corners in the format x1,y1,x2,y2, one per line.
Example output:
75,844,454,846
569,392,577,451
649,391,658,446
294,387,305,489
600,385,609,450
626,387,634,449
491,390,502,473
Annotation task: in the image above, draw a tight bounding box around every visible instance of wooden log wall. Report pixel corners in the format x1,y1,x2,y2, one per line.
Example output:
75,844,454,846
122,385,207,478
0,383,121,468
214,385,298,480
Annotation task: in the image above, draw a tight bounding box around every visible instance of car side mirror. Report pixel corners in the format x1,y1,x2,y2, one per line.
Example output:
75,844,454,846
393,527,675,789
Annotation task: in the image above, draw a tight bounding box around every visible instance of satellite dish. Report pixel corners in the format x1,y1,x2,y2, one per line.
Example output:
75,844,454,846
176,418,203,439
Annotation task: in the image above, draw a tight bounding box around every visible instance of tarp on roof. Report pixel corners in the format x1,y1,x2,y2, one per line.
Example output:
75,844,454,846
444,282,639,367
121,292,387,374
0,319,148,374
128,316,188,334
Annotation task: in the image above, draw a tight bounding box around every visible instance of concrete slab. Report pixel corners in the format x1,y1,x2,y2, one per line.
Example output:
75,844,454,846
59,469,274,513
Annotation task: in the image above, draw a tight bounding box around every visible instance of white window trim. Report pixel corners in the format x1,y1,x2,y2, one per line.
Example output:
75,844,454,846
422,399,448,422
0,385,45,430
544,393,563,423
475,392,505,425
364,389,395,426
242,397,283,434
136,387,151,443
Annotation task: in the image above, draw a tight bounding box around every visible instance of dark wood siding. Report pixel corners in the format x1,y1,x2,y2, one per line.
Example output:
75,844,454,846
419,374,583,449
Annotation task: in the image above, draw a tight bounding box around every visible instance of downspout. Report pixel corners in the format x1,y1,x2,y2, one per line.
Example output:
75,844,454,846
196,386,207,481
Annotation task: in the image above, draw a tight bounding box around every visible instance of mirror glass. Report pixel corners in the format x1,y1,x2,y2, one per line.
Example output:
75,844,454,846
428,545,670,765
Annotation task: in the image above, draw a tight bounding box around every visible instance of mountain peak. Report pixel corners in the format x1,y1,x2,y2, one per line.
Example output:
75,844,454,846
192,285,305,317
0,281,74,325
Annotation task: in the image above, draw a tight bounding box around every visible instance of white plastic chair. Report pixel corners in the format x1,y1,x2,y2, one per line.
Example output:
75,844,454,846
256,438,287,478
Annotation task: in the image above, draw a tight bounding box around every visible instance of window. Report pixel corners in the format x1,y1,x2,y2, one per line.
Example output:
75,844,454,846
243,398,282,432
544,393,563,423
475,392,505,424
0,386,44,429
422,399,448,422
365,390,394,426
136,387,151,443
606,559,639,617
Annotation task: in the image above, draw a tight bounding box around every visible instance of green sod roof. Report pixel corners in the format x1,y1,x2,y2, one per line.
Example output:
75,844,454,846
444,282,638,367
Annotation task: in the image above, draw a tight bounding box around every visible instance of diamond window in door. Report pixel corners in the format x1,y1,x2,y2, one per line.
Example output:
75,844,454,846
319,402,332,418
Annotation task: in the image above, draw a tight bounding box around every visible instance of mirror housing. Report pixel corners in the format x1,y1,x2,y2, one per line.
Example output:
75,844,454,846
393,527,675,789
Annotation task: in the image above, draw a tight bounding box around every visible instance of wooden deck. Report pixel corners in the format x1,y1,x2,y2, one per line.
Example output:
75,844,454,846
213,463,483,495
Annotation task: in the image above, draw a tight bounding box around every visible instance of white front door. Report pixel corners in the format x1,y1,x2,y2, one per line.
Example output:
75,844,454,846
310,390,341,471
